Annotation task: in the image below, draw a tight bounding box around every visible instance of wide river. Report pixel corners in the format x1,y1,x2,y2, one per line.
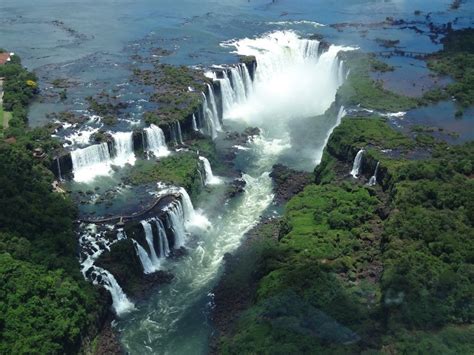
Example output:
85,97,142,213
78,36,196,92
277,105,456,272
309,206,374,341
1,1,472,353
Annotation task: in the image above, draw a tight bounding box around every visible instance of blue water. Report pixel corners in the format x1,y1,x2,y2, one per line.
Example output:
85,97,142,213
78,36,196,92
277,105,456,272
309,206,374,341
2,1,474,354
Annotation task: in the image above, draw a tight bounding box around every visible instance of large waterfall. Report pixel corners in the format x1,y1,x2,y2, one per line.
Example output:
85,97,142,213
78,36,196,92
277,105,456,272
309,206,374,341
117,31,355,353
112,131,136,166
71,142,112,183
217,31,353,125
144,124,170,158
199,156,222,185
350,149,364,178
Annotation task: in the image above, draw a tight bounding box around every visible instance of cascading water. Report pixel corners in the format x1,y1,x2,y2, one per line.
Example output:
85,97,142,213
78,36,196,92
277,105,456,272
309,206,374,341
56,157,62,181
229,67,247,103
90,266,135,315
177,122,184,145
80,228,135,315
367,162,380,186
192,114,198,131
199,156,222,185
144,124,170,158
166,202,187,248
218,71,235,118
155,219,170,258
350,149,364,178
71,142,112,183
112,131,136,166
141,220,161,268
118,31,355,353
133,239,157,274
201,88,221,140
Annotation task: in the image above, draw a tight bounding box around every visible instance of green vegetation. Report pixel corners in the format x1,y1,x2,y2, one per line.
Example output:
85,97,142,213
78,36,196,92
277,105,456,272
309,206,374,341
0,55,105,353
338,52,419,111
135,63,208,125
124,152,202,197
215,115,474,353
425,29,474,108
0,254,102,354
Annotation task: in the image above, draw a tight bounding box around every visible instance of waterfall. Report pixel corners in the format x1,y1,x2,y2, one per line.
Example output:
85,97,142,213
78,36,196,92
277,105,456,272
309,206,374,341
170,122,184,145
176,122,184,145
229,67,247,103
56,157,62,181
206,84,222,129
71,142,112,182
192,114,198,131
338,60,345,86
166,203,187,249
133,239,157,274
367,162,380,186
90,266,135,315
112,131,136,166
141,220,161,267
315,106,347,164
239,63,253,97
199,156,222,185
350,149,364,178
218,71,235,118
155,219,170,258
144,124,170,158
202,93,218,139
218,31,355,124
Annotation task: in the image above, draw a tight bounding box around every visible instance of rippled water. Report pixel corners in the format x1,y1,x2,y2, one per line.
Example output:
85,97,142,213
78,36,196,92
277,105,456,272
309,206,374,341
1,1,473,353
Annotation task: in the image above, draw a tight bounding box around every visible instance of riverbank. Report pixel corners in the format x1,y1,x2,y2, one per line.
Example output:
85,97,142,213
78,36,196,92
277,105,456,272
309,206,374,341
210,28,474,354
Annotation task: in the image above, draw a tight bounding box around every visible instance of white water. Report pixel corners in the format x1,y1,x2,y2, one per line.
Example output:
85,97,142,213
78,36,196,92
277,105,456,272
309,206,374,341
199,156,222,185
367,161,380,186
141,220,161,268
220,31,354,137
176,122,184,145
192,114,198,131
92,267,135,315
119,30,353,353
144,124,170,158
314,106,347,164
71,142,112,183
155,219,171,258
112,131,136,166
350,149,364,178
133,239,157,274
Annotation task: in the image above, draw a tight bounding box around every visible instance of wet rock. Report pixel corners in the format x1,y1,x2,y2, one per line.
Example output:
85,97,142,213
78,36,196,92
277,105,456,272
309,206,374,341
269,164,313,203
226,178,246,198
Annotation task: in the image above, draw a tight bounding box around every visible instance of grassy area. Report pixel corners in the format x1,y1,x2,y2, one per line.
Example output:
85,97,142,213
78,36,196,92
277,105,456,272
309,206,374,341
124,152,202,198
338,52,419,112
215,115,474,353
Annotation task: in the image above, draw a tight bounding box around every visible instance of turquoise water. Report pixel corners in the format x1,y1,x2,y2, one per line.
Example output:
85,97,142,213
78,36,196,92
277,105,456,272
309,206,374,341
1,1,473,353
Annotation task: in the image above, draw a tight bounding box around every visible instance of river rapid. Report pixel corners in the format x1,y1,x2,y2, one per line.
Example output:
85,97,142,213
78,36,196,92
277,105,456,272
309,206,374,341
1,1,472,354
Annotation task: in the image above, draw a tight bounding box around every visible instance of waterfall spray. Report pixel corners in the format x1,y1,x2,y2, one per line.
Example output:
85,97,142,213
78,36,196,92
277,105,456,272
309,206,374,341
367,162,380,186
71,142,112,182
133,239,157,274
199,156,222,185
112,131,136,166
350,149,364,178
145,124,170,158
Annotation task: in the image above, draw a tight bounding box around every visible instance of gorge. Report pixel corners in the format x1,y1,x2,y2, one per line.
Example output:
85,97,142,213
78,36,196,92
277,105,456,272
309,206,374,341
0,1,473,354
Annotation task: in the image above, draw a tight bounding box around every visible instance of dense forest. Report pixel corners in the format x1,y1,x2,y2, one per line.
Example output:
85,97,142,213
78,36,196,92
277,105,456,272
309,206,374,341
0,53,106,353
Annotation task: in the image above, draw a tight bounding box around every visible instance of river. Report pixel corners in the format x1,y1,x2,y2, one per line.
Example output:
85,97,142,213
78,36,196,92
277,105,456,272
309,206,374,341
1,1,472,353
